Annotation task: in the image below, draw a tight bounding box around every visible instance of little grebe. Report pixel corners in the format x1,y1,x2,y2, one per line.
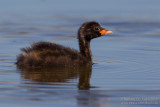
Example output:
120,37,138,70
16,21,112,69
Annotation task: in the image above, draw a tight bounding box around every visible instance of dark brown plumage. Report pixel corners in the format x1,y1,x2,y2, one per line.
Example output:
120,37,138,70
16,21,112,69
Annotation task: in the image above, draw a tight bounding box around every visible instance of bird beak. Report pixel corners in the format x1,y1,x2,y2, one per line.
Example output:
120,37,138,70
100,29,112,35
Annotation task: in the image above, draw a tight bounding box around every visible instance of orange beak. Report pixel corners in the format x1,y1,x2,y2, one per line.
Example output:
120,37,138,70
100,29,112,35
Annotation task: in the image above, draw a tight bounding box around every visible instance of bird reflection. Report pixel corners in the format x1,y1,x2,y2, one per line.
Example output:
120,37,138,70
19,66,92,90
18,67,110,106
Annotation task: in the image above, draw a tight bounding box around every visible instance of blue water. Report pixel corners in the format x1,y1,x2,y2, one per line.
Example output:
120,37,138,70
0,0,160,107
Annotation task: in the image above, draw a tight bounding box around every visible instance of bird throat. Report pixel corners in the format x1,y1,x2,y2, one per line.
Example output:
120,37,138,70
79,36,92,62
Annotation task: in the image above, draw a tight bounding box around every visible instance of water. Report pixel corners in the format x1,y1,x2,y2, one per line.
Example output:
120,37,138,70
0,0,160,107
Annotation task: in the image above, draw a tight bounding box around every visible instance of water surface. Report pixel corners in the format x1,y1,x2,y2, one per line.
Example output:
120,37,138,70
0,0,160,107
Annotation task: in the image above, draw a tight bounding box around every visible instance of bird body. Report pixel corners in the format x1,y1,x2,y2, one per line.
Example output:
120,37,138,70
16,21,112,69
17,42,89,68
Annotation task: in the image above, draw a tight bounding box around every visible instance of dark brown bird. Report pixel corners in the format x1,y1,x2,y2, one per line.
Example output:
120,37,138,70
16,21,112,69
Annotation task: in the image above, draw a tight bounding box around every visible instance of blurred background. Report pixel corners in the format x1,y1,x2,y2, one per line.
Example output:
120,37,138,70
0,0,160,107
1,0,160,23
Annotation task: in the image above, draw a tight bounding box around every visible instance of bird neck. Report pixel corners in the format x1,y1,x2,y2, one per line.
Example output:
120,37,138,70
78,36,92,62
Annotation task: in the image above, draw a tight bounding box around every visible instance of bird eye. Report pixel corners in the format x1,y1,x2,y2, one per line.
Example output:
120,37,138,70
94,27,99,31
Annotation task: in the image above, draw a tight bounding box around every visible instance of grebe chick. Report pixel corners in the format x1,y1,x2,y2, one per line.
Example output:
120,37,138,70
16,21,112,69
